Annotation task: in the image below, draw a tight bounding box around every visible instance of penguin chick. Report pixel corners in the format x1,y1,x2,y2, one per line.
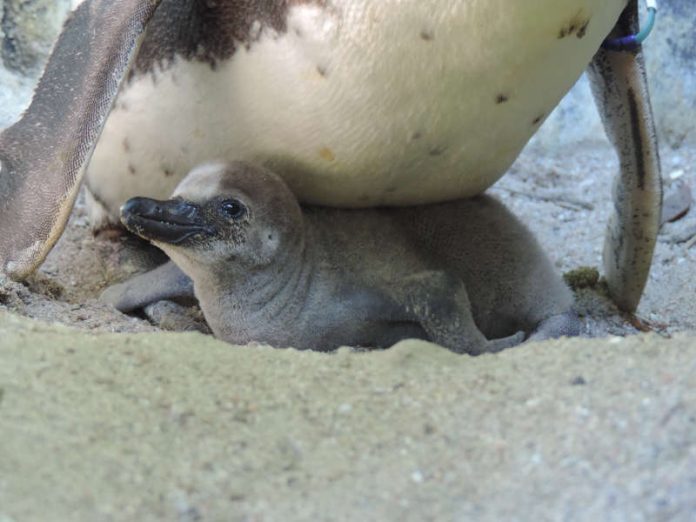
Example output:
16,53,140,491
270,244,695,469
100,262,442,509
112,161,579,354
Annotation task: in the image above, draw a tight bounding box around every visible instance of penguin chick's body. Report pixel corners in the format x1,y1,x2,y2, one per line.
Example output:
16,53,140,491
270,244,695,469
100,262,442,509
114,162,579,354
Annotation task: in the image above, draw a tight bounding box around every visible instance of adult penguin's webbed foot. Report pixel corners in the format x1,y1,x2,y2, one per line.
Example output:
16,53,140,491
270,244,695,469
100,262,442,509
0,0,162,280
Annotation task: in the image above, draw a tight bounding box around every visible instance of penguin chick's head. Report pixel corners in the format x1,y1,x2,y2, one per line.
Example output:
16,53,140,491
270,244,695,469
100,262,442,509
120,161,304,268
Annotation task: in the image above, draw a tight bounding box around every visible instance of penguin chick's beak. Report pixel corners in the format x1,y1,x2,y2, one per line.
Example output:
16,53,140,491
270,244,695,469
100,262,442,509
120,197,214,245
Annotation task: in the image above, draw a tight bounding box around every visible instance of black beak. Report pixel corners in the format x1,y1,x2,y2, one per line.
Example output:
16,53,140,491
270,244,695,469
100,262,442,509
120,197,213,245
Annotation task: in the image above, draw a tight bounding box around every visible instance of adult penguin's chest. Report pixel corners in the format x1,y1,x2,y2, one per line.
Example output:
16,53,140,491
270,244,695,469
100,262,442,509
85,0,627,220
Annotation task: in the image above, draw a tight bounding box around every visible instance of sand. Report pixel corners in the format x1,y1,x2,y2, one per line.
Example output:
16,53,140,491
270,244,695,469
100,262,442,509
1,139,695,520
1,313,695,521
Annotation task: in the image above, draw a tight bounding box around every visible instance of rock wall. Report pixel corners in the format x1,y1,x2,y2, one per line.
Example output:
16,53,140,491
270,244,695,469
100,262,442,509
0,0,70,127
1,0,71,73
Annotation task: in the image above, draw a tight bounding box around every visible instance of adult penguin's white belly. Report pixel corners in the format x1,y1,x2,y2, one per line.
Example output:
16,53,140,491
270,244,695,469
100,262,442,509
85,0,627,219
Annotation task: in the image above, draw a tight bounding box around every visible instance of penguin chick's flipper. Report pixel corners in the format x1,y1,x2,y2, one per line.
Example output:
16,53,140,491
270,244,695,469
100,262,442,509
587,0,662,312
526,311,582,343
393,271,525,356
101,261,194,313
0,0,163,280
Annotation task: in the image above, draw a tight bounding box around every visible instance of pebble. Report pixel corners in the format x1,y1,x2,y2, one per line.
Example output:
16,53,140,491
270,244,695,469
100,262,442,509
660,180,692,225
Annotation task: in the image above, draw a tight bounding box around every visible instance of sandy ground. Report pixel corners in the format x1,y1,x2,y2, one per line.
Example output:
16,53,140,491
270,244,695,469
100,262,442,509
1,314,695,521
497,142,696,337
1,139,695,521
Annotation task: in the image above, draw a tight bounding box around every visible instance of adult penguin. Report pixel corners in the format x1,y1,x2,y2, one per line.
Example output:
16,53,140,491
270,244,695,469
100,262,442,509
0,0,661,312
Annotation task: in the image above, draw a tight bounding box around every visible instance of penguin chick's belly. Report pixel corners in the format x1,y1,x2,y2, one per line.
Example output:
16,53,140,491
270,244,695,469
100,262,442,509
85,0,626,219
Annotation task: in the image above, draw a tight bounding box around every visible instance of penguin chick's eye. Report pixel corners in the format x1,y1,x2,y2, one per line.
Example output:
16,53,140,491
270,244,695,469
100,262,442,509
219,199,247,220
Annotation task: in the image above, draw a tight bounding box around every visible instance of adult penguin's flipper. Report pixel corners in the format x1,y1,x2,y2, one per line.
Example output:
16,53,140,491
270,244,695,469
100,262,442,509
0,0,162,279
588,0,662,312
